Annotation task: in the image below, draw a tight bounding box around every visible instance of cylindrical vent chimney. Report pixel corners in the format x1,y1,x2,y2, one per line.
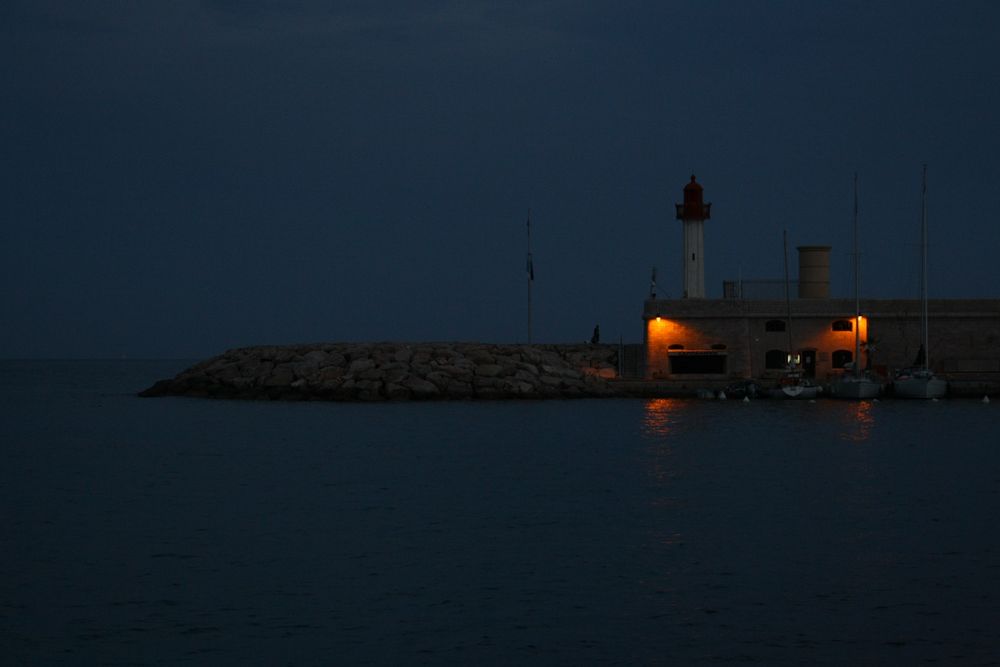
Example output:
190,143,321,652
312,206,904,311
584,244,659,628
797,246,831,298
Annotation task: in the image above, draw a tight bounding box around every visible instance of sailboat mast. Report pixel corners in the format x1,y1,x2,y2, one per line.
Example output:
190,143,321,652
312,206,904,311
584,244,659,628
853,173,861,377
921,165,929,371
526,210,533,344
783,230,793,363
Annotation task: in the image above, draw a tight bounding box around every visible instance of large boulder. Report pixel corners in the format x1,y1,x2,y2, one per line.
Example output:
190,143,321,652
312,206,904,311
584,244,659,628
404,375,440,398
475,364,504,378
347,358,375,375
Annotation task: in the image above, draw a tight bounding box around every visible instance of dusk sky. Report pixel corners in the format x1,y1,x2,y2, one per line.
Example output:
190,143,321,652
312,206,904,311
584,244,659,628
4,1,999,359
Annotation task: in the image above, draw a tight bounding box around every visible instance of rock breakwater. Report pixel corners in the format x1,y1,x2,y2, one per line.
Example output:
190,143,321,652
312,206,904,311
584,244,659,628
139,342,622,401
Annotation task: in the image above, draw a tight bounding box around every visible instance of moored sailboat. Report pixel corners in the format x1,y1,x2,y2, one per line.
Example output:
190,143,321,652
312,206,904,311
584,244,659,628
830,173,882,399
768,231,822,399
893,165,947,399
769,359,822,399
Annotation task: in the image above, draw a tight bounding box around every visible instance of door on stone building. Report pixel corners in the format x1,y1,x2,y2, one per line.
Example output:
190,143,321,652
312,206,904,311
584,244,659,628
800,349,817,378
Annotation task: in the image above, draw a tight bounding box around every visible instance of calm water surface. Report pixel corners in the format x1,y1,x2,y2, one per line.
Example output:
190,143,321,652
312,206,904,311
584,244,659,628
2,361,999,665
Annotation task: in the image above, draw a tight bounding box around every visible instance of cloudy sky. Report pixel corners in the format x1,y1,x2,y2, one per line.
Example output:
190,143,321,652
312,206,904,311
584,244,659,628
3,1,998,358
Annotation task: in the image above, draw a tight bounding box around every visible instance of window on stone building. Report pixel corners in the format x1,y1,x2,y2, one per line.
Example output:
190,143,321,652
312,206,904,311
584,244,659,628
832,320,853,331
832,349,853,368
765,320,786,332
669,353,727,374
765,349,787,369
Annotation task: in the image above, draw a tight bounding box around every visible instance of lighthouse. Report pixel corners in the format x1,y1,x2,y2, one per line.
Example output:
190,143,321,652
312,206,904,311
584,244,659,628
675,175,711,298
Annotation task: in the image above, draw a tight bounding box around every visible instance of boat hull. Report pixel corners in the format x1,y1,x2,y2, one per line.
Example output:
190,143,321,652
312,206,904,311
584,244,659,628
893,376,947,399
829,377,882,399
767,384,823,399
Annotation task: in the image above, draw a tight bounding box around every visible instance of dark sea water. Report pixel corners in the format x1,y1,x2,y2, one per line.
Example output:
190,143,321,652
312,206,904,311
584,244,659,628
2,360,999,665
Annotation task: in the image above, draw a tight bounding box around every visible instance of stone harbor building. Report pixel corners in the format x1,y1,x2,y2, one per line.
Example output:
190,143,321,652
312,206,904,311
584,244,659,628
642,177,1000,391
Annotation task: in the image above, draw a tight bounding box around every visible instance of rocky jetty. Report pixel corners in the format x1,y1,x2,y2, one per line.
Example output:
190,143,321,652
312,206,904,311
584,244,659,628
139,342,622,401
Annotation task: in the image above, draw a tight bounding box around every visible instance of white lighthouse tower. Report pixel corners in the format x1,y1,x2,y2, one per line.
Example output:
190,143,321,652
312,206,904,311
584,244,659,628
675,175,711,298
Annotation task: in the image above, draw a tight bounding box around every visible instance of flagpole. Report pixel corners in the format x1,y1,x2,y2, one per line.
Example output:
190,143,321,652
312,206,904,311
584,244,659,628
526,210,533,344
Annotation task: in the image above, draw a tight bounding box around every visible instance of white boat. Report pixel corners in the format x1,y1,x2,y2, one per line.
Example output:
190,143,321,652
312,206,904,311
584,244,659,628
830,367,882,399
893,165,947,399
894,366,947,399
768,360,823,399
830,173,882,400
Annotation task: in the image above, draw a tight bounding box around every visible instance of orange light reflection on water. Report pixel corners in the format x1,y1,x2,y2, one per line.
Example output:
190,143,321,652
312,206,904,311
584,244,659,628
642,398,682,438
844,399,876,443
642,398,683,490
641,398,686,562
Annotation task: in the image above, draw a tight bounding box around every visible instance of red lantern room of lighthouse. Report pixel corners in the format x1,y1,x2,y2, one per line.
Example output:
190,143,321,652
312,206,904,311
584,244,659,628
674,175,712,299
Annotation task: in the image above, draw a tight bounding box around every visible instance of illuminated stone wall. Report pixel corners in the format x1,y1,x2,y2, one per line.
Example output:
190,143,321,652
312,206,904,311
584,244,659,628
643,298,1000,381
